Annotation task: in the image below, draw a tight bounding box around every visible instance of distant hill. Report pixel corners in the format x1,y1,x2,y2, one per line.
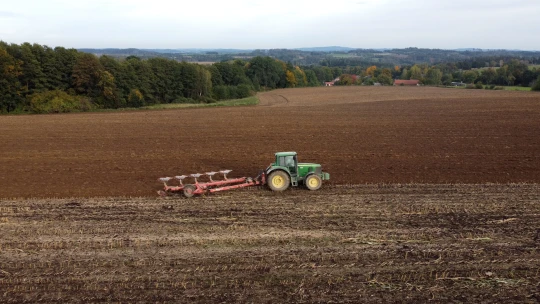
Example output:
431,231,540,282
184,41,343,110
78,48,254,55
147,48,253,54
77,47,540,67
294,46,355,52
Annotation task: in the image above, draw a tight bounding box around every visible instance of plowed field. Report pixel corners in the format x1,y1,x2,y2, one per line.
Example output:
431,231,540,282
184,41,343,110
1,87,540,303
1,185,539,303
1,86,539,198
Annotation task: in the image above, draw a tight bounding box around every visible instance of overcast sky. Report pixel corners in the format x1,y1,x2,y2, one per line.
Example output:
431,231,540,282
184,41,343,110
1,0,539,50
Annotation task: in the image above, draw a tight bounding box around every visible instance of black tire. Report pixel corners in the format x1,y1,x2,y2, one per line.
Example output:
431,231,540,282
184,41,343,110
267,171,290,191
183,184,196,198
305,175,322,191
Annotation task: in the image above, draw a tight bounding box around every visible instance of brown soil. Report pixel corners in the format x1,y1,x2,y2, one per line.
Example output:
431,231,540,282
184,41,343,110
1,86,540,198
0,185,538,303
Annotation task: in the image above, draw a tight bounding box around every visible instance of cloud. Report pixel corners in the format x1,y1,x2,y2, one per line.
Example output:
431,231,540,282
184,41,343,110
0,0,538,49
0,11,19,18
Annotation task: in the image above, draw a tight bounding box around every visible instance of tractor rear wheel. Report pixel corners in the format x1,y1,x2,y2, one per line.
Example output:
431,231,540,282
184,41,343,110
305,175,322,191
183,184,197,198
267,171,290,191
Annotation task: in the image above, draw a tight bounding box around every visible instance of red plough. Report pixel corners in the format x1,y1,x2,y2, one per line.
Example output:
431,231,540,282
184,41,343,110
158,170,266,197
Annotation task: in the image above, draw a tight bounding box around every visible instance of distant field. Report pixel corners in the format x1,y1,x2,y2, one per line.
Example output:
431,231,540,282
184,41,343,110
475,64,538,71
445,85,531,91
329,53,359,58
503,86,532,91
91,96,259,112
141,96,258,109
473,67,499,71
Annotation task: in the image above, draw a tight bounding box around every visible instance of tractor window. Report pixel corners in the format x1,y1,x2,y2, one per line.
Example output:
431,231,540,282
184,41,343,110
285,156,296,174
278,156,296,169
285,156,295,167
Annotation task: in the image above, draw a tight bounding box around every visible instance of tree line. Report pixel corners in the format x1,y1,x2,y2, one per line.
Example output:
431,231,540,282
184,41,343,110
0,42,334,114
329,60,540,89
2,42,540,114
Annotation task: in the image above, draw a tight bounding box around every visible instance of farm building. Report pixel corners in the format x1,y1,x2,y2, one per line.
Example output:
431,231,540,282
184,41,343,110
324,77,341,86
394,79,420,86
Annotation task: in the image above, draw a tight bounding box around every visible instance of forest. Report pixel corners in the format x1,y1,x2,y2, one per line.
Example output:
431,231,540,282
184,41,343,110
1,41,540,114
0,42,325,113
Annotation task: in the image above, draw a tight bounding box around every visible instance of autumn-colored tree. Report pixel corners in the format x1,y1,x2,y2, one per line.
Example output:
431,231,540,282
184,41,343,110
97,70,122,108
381,68,392,78
286,70,297,87
128,89,144,107
365,65,377,77
293,66,307,87
338,74,355,85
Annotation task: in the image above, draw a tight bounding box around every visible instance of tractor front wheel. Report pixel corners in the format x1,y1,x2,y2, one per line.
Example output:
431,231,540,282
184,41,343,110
305,175,322,191
267,171,290,191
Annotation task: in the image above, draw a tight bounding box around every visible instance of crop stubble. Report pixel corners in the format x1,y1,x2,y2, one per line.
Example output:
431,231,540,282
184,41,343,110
0,185,539,302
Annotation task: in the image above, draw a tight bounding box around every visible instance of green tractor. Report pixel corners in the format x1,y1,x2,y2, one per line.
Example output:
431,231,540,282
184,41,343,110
158,151,329,197
265,151,330,191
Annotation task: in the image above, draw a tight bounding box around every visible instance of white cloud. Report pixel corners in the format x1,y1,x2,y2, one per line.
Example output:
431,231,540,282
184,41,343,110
0,0,538,49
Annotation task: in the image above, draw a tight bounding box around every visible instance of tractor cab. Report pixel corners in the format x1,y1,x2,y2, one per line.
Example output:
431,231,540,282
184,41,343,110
273,152,298,176
265,151,330,191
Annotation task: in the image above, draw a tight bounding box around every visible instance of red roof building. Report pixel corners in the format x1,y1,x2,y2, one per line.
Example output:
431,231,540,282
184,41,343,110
394,79,420,86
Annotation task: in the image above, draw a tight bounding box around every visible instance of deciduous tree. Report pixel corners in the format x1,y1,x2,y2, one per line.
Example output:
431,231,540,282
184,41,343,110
72,53,104,96
462,70,478,84
365,65,377,77
285,70,297,87
424,68,442,85
410,65,422,80
532,75,540,91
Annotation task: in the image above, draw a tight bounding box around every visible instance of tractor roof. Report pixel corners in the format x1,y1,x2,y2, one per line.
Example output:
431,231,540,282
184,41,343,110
275,151,297,157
